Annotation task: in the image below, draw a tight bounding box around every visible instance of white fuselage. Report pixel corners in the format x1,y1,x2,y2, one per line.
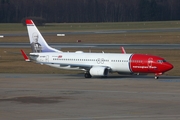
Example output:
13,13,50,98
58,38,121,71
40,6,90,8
30,52,133,73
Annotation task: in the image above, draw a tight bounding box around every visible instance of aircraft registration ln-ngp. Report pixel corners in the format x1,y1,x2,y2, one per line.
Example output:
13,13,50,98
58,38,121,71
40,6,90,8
21,19,173,79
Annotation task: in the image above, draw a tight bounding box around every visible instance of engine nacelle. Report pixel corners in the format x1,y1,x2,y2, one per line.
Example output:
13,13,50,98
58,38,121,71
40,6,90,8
90,66,109,76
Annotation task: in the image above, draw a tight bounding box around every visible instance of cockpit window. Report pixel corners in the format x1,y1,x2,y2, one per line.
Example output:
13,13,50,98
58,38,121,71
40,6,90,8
157,60,166,63
163,59,166,62
157,60,162,63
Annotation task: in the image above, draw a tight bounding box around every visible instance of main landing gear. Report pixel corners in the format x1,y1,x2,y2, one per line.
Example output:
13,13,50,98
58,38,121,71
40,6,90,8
154,76,159,79
84,72,92,78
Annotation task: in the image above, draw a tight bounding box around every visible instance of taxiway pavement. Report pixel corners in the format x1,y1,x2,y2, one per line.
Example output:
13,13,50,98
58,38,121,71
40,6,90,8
1,43,180,49
3,28,180,37
0,74,180,120
1,28,180,49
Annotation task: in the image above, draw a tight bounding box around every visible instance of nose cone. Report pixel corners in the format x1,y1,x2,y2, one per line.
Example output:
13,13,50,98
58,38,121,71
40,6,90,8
164,62,173,72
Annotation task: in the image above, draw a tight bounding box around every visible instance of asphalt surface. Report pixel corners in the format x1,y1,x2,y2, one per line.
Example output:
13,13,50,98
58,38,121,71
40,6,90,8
2,28,180,37
0,74,180,120
1,28,180,49
1,43,180,49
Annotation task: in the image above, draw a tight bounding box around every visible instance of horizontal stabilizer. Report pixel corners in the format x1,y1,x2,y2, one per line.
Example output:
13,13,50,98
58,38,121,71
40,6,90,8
20,50,30,62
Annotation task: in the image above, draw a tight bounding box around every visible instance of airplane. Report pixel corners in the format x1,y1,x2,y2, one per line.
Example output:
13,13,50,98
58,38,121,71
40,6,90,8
22,19,173,79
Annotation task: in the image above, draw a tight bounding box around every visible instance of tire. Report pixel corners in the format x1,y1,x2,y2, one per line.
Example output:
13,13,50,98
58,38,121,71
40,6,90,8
84,73,92,78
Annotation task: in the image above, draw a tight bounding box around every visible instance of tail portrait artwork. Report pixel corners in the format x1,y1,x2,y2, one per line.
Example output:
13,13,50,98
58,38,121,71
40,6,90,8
26,19,60,53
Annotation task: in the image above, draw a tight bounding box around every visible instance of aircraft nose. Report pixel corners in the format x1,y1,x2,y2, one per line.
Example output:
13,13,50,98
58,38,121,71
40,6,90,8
164,62,173,72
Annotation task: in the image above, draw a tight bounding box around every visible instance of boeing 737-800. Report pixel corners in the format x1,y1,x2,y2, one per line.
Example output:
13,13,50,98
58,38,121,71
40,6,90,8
22,19,173,79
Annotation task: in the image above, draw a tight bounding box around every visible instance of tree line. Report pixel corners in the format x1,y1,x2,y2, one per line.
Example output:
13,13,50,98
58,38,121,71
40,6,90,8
0,0,180,23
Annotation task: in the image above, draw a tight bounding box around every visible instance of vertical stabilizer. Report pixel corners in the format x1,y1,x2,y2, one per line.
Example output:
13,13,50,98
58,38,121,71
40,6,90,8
26,19,60,53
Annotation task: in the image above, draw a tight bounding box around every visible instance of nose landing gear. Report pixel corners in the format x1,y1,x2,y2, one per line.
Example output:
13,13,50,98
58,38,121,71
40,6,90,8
154,73,162,79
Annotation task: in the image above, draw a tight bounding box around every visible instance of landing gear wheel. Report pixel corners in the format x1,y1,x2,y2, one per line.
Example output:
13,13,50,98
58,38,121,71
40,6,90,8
154,73,162,80
84,72,92,78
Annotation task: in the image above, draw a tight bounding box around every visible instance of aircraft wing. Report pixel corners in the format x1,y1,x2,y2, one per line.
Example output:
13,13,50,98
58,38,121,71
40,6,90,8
58,63,92,70
37,61,110,70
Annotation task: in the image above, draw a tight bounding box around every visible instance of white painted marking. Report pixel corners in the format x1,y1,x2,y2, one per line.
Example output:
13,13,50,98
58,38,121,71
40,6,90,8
57,34,65,36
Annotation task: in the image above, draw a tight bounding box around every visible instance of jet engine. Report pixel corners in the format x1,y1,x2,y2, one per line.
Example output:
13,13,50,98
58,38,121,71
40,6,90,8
89,66,109,76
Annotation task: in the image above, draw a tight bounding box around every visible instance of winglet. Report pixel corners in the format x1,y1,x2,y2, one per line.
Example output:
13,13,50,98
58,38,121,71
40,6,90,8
121,47,126,54
20,50,30,62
